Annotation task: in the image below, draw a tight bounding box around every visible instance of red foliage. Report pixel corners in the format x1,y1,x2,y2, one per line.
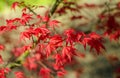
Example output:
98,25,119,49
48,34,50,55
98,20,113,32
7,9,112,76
11,2,19,10
0,1,120,78
39,68,51,78
15,71,26,78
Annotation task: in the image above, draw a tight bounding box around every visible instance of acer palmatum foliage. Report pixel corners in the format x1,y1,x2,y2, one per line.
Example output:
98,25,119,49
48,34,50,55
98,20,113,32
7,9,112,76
0,1,120,78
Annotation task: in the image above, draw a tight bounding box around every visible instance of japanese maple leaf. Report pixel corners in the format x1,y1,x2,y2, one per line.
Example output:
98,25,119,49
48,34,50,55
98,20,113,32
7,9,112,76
35,27,50,41
46,44,56,57
56,8,66,15
62,46,77,61
42,15,49,22
22,8,27,13
14,71,26,78
110,30,120,41
57,70,67,77
20,13,32,25
46,35,62,57
6,19,16,26
81,37,91,50
64,29,76,45
54,54,65,70
20,28,34,41
0,20,17,33
20,31,31,41
48,20,60,29
0,26,7,33
39,68,51,78
87,32,105,54
34,27,50,36
37,15,42,19
76,32,85,43
88,39,105,54
6,19,17,30
106,16,119,31
49,35,63,47
11,2,19,10
89,32,102,39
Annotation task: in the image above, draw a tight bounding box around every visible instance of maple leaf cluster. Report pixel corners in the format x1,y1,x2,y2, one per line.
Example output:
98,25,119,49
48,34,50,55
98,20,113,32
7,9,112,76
0,1,120,78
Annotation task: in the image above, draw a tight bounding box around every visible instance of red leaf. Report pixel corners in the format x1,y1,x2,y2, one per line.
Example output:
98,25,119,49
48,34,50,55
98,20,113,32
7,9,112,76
76,32,85,43
39,68,51,78
0,45,5,51
34,27,50,36
20,32,31,41
87,32,105,54
89,32,102,39
14,71,26,78
46,44,55,57
49,20,60,28
49,35,63,47
11,2,19,10
42,16,49,22
81,37,91,49
57,70,67,77
62,46,76,61
20,13,32,25
20,28,34,41
64,29,76,45
5,19,18,31
22,8,27,12
54,54,64,66
0,26,7,33
110,30,120,41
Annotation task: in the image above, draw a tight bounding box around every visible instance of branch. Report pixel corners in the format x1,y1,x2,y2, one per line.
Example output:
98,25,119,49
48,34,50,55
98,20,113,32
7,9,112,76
49,0,62,17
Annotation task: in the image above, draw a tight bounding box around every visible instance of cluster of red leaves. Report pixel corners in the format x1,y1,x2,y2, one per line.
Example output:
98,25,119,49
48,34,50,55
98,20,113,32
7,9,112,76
0,5,105,77
103,15,120,40
19,28,105,77
97,3,120,40
56,1,120,42
56,2,105,15
64,29,105,54
0,68,10,78
2,1,120,78
56,2,80,15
